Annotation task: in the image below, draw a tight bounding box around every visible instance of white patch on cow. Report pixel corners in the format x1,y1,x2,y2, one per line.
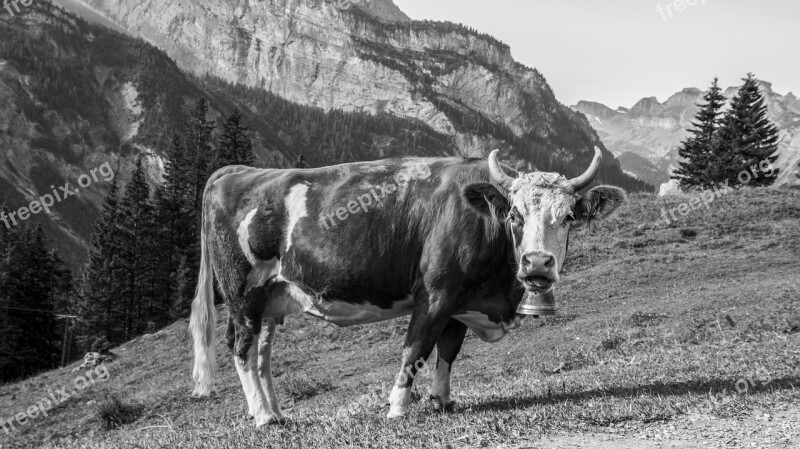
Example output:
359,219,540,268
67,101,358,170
429,360,451,405
256,321,285,423
284,184,309,252
237,208,259,266
501,315,524,332
267,276,322,319
314,295,414,326
234,341,274,426
387,385,411,418
453,311,509,343
267,280,414,326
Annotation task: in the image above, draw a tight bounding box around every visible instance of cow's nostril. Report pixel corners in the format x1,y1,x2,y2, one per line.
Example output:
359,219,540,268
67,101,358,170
544,255,555,269
521,254,532,267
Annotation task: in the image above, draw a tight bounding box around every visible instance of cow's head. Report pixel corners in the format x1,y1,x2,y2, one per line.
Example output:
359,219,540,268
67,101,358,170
464,147,626,294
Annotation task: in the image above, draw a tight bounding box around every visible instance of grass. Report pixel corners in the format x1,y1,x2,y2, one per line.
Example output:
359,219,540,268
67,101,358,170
1,188,799,448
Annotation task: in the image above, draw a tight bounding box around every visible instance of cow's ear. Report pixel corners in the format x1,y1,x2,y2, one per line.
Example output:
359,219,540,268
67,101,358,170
463,183,509,220
574,186,626,223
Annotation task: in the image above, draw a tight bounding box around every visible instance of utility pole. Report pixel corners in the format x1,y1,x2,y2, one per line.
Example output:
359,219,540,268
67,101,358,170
56,314,78,367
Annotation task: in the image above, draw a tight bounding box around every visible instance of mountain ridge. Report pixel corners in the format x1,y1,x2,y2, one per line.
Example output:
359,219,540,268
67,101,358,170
572,80,800,189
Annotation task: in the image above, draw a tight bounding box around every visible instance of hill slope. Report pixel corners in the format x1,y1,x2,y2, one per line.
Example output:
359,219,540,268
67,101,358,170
2,189,799,448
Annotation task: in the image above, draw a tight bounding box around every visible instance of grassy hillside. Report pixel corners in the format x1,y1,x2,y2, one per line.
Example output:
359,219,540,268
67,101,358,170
1,189,799,448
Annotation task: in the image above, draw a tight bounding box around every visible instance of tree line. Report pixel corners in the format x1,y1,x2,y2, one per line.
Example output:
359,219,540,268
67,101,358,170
0,226,72,381
0,99,265,381
77,99,258,352
672,74,780,189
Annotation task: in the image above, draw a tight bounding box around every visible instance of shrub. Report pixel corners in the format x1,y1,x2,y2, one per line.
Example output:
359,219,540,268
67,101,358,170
96,394,144,430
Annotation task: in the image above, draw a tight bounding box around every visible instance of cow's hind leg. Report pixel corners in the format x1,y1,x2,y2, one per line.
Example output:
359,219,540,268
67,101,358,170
257,318,286,424
429,319,467,411
229,263,285,427
387,291,455,419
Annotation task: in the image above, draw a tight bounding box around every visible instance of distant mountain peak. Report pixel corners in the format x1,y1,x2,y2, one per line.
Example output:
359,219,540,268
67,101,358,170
572,101,620,121
630,96,664,115
352,0,410,22
664,88,703,108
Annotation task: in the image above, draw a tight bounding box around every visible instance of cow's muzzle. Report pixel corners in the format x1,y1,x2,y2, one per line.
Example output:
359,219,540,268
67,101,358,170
518,251,557,293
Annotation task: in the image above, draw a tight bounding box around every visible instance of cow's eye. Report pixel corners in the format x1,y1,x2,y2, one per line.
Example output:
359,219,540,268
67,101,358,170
508,212,521,225
561,214,575,227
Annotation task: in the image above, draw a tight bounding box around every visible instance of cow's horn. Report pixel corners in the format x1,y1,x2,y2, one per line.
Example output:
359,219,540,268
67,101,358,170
488,149,514,190
568,146,603,192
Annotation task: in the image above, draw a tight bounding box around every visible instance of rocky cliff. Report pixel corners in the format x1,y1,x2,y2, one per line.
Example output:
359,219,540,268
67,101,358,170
50,0,648,186
572,81,800,189
0,2,447,269
1,0,650,270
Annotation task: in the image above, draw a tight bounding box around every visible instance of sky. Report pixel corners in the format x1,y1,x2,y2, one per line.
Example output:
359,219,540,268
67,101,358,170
393,0,800,108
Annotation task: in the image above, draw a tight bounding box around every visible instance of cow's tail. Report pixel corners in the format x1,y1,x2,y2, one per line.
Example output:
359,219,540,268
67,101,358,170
190,211,216,397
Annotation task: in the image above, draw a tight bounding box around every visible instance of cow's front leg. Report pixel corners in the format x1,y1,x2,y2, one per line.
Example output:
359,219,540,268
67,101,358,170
429,318,467,411
387,305,452,419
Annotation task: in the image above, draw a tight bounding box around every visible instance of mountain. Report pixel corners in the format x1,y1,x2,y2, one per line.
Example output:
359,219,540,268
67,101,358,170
0,1,649,271
572,82,800,189
50,0,650,185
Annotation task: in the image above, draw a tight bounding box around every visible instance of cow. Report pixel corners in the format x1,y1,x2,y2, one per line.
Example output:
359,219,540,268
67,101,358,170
189,147,625,426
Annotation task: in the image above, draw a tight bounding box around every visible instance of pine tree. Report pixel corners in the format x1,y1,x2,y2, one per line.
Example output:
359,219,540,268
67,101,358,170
180,98,216,307
116,157,156,339
294,154,309,168
79,178,125,346
168,255,193,320
150,135,195,326
672,78,726,189
185,98,216,215
150,184,180,322
0,210,20,380
713,73,780,186
218,108,255,168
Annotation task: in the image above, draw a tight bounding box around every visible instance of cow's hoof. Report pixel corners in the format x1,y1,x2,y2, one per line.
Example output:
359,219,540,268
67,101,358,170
428,394,455,411
386,408,408,419
255,414,287,427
